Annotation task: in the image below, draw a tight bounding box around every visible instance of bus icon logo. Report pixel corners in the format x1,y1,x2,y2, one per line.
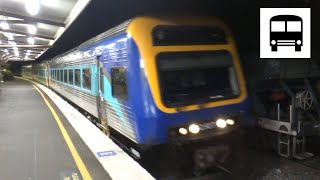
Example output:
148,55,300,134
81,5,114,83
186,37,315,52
270,15,302,52
260,8,310,59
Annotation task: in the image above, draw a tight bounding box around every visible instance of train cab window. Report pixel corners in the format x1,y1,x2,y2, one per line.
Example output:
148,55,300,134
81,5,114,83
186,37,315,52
68,69,74,85
111,67,128,100
82,68,91,90
75,69,81,87
63,70,68,83
157,50,240,107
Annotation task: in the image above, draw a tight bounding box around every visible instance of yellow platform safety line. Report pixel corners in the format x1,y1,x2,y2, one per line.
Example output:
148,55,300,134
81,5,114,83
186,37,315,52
31,83,92,180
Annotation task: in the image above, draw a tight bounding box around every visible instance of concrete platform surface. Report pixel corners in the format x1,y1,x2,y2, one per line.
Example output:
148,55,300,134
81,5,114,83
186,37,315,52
0,78,111,180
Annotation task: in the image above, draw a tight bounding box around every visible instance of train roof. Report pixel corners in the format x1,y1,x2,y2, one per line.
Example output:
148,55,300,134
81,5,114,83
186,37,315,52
48,15,228,62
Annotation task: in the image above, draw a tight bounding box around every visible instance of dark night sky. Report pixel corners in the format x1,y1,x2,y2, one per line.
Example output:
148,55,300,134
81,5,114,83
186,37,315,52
12,0,319,68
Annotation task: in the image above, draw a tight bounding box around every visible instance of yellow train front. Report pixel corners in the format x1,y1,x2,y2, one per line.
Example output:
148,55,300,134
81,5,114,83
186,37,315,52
126,16,249,144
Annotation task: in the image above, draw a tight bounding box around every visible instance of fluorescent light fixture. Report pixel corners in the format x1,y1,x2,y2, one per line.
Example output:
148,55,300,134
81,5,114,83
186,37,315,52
27,50,31,53
25,0,40,16
5,32,14,40
28,25,37,34
4,49,8,53
15,51,19,56
9,41,16,46
28,37,35,45
0,21,10,30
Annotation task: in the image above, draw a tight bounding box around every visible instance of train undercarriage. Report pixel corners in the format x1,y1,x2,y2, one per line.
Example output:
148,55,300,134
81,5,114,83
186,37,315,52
249,59,320,159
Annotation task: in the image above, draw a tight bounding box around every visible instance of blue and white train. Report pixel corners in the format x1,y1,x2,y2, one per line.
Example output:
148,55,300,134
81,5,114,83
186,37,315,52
22,16,249,153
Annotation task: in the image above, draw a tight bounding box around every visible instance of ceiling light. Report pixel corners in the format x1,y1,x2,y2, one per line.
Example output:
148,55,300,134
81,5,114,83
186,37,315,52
0,21,10,30
5,33,14,40
15,51,19,56
4,49,8,53
27,50,31,53
13,47,18,51
28,25,37,34
28,37,35,45
25,0,40,16
9,41,16,46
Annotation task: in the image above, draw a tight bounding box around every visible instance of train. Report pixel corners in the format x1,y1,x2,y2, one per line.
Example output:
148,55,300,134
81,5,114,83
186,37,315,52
21,16,249,168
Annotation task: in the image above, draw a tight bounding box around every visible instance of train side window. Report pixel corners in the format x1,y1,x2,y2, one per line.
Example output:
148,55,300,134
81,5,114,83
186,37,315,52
69,69,74,85
57,69,60,81
75,69,81,87
60,70,63,82
63,69,68,83
82,68,91,90
111,67,128,100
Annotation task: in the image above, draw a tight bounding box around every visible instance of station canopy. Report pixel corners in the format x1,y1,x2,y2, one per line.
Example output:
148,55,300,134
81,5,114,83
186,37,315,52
0,0,91,63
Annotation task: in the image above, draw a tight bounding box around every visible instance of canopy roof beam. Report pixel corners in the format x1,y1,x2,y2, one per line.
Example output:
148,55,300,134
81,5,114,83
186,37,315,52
0,11,65,27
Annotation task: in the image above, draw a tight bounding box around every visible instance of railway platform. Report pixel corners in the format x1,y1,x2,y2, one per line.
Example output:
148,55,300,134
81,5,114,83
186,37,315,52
0,78,153,180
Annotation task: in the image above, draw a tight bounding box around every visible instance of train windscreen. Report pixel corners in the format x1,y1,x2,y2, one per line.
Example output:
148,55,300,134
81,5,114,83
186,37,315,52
157,50,240,107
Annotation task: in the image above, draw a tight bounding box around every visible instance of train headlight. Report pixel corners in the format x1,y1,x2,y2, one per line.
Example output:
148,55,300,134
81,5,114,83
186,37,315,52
296,40,301,45
226,119,235,125
216,119,227,128
189,124,200,134
179,128,188,135
271,40,276,45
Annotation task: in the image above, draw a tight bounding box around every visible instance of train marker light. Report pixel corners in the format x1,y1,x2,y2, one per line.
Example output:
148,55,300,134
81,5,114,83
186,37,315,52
179,128,188,135
216,119,227,128
226,119,235,125
189,124,200,134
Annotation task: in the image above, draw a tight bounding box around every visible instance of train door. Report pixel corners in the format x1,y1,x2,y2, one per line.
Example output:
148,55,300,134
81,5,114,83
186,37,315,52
96,59,109,135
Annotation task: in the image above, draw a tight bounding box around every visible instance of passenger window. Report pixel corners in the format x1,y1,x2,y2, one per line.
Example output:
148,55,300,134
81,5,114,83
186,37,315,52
69,69,74,85
111,67,128,100
64,70,68,83
60,70,63,82
82,68,91,90
75,69,81,87
57,69,60,81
